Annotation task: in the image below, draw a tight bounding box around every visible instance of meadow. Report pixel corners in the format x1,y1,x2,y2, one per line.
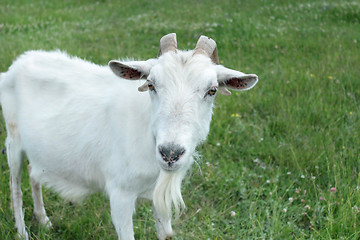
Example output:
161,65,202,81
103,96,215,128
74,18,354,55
0,0,359,239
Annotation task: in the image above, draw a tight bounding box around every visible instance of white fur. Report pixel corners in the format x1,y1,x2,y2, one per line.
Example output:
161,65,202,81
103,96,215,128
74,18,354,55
1,43,258,240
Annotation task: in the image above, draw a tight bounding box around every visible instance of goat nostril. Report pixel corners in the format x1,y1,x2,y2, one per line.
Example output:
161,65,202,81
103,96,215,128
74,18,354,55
158,144,185,163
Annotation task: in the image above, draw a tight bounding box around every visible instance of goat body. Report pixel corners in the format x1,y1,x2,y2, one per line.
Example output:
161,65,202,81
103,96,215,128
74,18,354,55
0,34,258,240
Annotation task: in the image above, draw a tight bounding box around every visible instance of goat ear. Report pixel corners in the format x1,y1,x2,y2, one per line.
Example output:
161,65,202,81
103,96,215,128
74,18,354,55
108,60,150,80
216,65,258,95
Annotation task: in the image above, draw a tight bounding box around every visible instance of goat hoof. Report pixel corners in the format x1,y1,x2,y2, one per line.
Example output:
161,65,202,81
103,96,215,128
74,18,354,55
17,231,29,240
33,214,52,229
42,217,52,229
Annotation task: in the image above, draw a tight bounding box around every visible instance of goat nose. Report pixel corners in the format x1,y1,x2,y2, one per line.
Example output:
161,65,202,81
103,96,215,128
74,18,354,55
158,144,186,164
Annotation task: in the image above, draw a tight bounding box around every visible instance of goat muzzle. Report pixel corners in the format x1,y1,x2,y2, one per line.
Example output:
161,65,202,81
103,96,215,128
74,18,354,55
158,143,185,168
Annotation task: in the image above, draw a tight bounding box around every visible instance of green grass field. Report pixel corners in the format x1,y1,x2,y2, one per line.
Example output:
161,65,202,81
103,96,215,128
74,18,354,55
0,0,359,239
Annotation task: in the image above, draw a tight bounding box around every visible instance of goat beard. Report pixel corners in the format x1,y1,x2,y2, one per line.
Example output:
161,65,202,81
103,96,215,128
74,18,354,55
152,168,187,220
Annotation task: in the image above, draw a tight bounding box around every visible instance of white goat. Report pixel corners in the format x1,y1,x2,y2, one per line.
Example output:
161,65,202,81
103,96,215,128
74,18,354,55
0,33,258,240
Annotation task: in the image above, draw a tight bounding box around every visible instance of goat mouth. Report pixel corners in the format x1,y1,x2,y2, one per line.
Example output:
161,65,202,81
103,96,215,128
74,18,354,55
159,161,181,172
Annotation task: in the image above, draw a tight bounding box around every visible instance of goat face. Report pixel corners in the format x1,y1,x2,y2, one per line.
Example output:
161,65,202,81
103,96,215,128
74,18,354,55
109,34,258,172
148,52,218,171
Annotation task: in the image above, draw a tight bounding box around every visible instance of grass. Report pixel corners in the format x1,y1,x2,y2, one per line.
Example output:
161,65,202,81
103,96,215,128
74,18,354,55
0,0,359,239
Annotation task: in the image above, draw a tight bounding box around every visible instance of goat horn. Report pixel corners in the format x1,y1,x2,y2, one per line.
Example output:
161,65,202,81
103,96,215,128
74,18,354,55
194,35,219,65
195,36,231,95
158,33,177,57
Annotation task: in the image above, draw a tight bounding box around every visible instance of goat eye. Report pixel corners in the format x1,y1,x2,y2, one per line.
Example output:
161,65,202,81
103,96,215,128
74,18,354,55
148,83,155,91
207,88,217,96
